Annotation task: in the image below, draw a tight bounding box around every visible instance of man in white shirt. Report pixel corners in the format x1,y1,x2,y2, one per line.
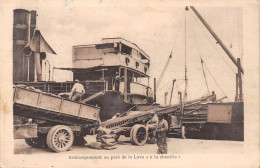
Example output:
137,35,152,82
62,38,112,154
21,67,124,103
71,79,85,102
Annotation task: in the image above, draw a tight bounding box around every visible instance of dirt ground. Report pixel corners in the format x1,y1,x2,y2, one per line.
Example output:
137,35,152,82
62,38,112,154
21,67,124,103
14,135,243,155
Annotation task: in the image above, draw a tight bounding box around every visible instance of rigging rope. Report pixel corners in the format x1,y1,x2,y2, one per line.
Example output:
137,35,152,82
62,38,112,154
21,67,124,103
190,28,210,94
203,62,230,101
189,10,237,74
200,58,210,94
155,10,186,90
156,52,172,89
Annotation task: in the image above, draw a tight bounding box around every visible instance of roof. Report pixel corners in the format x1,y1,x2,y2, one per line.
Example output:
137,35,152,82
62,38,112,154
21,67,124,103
73,37,150,60
54,65,149,77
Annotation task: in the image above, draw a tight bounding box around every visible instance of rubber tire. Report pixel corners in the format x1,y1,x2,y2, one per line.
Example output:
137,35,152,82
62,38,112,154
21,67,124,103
46,125,74,152
25,135,47,148
25,138,43,148
130,124,148,146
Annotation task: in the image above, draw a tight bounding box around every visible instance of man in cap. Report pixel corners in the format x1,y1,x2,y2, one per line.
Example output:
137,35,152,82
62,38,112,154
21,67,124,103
71,79,85,102
114,72,121,91
156,113,168,154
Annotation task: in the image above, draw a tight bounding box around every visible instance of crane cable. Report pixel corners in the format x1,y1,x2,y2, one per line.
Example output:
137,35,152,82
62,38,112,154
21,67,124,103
155,10,186,90
200,58,210,94
188,9,237,74
156,52,172,89
202,62,230,101
190,26,210,95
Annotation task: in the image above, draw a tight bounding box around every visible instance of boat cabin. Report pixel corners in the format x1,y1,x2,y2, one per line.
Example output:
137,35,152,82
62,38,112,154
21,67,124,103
68,38,152,104
17,38,153,104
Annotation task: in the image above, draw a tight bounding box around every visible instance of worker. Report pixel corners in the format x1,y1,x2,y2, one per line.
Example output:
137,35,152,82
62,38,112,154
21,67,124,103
156,114,168,154
114,72,121,91
71,79,85,101
211,91,216,102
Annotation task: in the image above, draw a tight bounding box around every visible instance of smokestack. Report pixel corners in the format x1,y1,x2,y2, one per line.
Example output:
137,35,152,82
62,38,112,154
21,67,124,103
13,9,30,83
29,10,37,81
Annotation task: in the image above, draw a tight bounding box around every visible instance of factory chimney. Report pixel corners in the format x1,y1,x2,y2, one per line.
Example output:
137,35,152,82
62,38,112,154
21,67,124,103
13,9,30,83
13,9,56,83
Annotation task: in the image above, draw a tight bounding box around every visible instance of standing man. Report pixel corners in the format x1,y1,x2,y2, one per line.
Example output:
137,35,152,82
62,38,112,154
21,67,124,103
114,72,121,92
156,114,168,154
71,79,85,102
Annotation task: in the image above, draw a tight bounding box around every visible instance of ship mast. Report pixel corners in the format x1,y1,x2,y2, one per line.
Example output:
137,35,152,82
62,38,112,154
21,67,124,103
190,6,243,102
182,6,189,112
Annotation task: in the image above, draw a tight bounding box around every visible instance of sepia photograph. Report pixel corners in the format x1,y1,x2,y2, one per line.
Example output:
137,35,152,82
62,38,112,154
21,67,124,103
0,0,259,167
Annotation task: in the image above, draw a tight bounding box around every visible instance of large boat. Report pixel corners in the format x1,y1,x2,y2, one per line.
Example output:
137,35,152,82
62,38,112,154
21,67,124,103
18,37,155,121
58,37,154,121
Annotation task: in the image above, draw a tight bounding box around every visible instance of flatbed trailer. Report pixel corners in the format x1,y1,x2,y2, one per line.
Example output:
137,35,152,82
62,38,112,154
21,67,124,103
13,85,100,152
101,93,216,146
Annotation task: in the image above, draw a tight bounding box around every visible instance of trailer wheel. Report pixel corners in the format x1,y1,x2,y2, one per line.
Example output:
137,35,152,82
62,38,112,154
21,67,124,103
46,125,74,152
130,124,148,146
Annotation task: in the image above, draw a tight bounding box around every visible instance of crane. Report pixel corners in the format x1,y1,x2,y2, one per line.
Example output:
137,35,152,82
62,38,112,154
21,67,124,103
190,6,243,102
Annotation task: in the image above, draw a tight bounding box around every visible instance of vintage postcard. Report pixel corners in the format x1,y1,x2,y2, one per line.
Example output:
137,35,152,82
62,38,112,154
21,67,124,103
0,0,259,167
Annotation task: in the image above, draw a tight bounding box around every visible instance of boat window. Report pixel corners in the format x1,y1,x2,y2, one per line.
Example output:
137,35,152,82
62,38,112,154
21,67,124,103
133,71,148,86
74,47,103,59
144,67,148,73
132,49,140,59
121,44,132,55
96,43,119,54
140,53,146,59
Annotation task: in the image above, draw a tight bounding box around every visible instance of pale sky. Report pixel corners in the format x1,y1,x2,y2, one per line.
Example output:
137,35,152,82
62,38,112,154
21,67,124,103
4,0,243,104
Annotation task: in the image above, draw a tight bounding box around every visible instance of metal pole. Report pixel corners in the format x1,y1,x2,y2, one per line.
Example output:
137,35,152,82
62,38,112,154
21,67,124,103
29,10,37,82
45,60,51,81
45,61,47,81
49,64,51,82
27,56,30,81
124,67,128,101
35,52,42,81
183,6,189,106
154,78,156,102
237,58,243,101
169,79,176,105
235,73,238,101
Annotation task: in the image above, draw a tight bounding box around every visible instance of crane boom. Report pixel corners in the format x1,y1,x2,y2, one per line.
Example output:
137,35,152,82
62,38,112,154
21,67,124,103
190,6,244,74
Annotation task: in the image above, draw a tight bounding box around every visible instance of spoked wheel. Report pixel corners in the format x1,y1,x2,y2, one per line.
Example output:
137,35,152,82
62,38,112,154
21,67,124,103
46,125,74,152
130,124,148,146
25,137,47,148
